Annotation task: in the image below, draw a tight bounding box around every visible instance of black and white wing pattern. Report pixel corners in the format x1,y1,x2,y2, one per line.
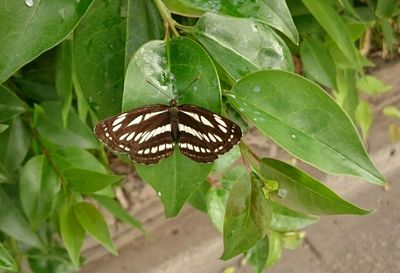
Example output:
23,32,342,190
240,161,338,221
94,104,174,165
177,104,242,163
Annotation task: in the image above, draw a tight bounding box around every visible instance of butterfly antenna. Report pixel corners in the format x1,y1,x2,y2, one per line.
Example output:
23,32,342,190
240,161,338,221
145,80,173,100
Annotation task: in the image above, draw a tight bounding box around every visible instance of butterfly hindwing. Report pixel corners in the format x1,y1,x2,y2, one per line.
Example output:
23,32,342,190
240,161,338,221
94,104,174,164
177,104,242,163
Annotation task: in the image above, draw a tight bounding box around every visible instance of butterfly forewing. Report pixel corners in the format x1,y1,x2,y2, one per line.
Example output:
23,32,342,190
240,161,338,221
94,104,174,164
177,105,242,163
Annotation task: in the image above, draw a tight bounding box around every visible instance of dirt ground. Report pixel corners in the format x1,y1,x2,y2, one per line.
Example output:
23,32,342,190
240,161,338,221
79,60,400,273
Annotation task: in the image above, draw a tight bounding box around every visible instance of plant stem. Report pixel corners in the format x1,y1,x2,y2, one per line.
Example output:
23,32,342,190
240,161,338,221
153,0,180,37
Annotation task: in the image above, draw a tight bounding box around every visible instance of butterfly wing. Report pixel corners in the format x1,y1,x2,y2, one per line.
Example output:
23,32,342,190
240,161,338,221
177,104,242,163
94,104,175,165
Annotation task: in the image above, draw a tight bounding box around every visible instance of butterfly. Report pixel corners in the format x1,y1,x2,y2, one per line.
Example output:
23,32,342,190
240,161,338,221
94,99,242,165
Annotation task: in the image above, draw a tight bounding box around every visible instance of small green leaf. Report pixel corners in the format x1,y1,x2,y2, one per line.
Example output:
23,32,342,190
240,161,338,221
260,158,371,215
0,117,31,174
281,231,304,249
193,13,294,80
271,202,318,232
74,202,117,255
52,147,107,173
383,106,400,120
375,0,397,18
335,68,359,120
300,38,336,89
20,155,60,230
93,195,144,232
356,75,392,95
27,247,76,273
221,176,271,260
0,86,28,122
60,204,85,267
0,124,8,134
355,101,372,140
0,188,43,249
301,0,362,71
0,0,94,84
228,70,384,185
246,231,283,272
207,187,229,233
64,169,122,194
36,101,98,149
55,40,73,127
0,242,18,272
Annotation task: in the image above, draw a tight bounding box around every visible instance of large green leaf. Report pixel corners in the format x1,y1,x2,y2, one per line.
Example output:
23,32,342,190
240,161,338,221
0,242,17,272
0,188,43,249
60,203,85,268
74,202,117,255
301,0,362,71
0,0,93,83
64,169,122,194
193,12,294,81
73,0,126,119
0,86,28,123
228,70,384,185
260,158,370,215
125,0,163,66
175,0,299,43
35,101,98,149
51,147,106,173
123,37,219,217
20,155,60,230
300,38,336,89
221,176,271,260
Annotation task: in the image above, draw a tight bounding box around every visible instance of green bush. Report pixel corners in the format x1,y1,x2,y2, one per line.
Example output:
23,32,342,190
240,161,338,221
0,0,398,272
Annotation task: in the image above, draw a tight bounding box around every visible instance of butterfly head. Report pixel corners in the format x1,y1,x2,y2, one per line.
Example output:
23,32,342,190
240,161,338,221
169,99,178,107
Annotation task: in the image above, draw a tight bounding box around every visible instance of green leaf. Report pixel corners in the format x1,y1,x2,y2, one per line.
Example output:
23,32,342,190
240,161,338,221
281,231,304,249
356,75,392,95
335,68,359,120
20,155,60,230
212,145,241,173
35,101,98,149
125,0,163,66
0,116,32,174
0,0,94,84
221,176,271,260
0,85,28,122
187,180,211,213
0,125,8,134
193,13,294,80
63,169,122,194
271,202,318,232
301,0,362,71
164,0,204,17
246,231,282,272
207,187,229,233
177,0,299,43
228,70,384,185
260,158,371,215
0,188,43,249
56,40,73,127
383,106,400,120
27,247,76,273
375,0,397,18
60,203,85,267
52,147,106,173
123,37,219,217
220,165,247,191
93,195,144,232
355,100,372,140
380,19,395,52
74,202,117,255
0,242,18,272
300,38,336,89
73,0,125,119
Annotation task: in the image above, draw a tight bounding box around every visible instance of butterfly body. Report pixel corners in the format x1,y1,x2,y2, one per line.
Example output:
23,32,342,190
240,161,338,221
94,99,242,165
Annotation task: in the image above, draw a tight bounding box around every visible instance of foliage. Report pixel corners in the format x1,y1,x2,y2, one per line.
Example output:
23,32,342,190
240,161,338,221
0,0,398,272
